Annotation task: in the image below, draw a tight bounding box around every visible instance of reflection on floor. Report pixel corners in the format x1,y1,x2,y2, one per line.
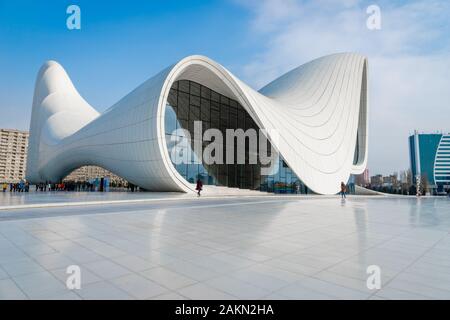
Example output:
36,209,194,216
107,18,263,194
0,186,268,209
0,196,449,299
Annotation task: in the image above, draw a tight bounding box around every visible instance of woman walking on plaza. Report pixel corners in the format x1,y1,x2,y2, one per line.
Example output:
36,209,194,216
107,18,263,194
340,182,347,199
196,178,203,197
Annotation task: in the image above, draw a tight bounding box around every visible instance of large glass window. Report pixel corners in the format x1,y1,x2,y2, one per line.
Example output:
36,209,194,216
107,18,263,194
164,80,310,193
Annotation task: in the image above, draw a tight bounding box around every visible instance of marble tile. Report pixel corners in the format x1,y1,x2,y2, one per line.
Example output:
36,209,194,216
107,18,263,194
0,195,449,299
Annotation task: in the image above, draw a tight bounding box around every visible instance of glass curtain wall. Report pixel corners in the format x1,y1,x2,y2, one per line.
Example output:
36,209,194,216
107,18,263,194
164,80,311,194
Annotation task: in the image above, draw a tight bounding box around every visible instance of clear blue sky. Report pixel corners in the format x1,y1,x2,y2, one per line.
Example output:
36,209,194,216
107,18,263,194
1,0,449,175
0,0,258,130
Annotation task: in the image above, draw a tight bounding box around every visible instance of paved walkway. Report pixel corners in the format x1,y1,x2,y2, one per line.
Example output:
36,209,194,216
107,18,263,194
0,196,449,300
0,189,329,210
0,191,190,209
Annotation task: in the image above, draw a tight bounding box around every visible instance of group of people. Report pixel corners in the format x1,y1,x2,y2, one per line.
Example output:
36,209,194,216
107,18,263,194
35,181,98,192
2,180,30,192
1,180,139,193
0,181,101,193
35,182,69,192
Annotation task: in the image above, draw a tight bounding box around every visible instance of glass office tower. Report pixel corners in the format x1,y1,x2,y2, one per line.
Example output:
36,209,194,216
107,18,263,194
409,131,450,194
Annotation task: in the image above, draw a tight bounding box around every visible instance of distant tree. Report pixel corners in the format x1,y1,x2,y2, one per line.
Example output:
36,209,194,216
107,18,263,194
406,169,413,185
420,173,429,195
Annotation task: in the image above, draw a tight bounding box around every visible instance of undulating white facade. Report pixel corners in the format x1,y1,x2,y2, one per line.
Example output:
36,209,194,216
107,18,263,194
26,53,368,195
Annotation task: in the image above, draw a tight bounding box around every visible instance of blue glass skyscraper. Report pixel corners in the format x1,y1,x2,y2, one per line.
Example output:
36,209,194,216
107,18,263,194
409,131,450,194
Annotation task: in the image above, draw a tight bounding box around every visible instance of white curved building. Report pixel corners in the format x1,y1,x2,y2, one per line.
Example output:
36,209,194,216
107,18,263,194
26,53,368,195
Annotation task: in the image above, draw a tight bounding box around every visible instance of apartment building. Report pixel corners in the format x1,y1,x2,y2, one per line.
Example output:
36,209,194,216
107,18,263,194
63,165,127,186
0,129,29,183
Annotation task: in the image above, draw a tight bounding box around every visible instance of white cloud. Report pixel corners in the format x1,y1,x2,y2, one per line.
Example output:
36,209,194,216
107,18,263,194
236,0,450,175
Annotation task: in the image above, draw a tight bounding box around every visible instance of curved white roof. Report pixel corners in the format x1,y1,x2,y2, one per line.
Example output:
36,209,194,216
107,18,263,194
26,53,368,195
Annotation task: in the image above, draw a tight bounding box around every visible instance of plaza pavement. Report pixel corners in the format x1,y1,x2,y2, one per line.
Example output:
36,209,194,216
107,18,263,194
0,193,449,300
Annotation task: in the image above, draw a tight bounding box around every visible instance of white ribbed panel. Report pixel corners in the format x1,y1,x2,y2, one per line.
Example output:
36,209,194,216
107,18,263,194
434,135,450,184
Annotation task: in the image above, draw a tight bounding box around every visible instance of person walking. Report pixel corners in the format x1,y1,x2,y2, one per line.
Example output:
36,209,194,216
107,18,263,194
195,178,203,197
2,182,7,192
340,181,347,199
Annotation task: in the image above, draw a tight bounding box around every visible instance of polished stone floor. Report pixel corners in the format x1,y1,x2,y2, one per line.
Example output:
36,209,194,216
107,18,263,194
0,195,449,300
0,187,270,209
0,190,188,207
